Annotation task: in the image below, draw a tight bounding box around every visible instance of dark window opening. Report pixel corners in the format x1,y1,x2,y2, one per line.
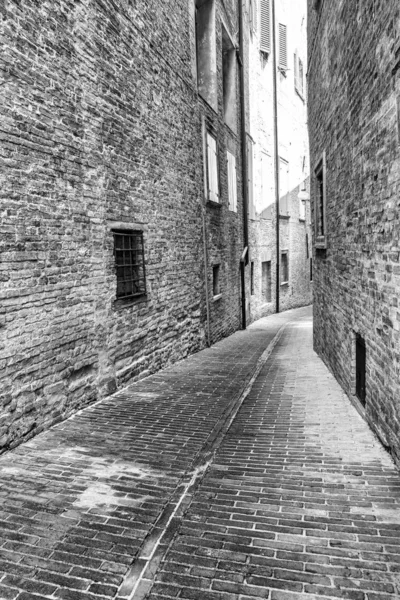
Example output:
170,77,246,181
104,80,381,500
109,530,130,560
262,260,271,302
113,230,146,300
281,252,289,284
195,0,217,110
310,257,313,281
316,168,324,237
355,335,366,406
250,261,254,295
222,25,236,131
213,264,220,297
306,233,309,258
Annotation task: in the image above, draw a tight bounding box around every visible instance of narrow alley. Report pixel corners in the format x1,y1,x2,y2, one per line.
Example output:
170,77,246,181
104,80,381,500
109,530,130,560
0,307,399,600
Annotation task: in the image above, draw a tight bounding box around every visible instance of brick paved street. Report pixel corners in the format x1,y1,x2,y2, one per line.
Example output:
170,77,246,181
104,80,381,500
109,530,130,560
1,306,400,600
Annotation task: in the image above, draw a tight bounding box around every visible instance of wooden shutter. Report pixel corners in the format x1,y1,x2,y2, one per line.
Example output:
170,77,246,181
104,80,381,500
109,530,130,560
294,52,298,90
252,0,258,33
247,137,254,219
227,150,237,212
278,23,287,70
298,58,304,94
260,0,271,54
206,132,219,203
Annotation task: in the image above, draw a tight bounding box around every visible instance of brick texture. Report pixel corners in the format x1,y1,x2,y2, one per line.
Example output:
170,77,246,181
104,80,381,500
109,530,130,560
0,0,245,450
307,0,400,464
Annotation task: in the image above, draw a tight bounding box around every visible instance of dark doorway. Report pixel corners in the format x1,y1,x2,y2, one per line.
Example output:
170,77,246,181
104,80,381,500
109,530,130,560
355,335,366,406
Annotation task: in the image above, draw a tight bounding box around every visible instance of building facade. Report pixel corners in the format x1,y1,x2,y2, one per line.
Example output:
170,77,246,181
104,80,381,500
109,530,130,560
308,0,400,463
246,0,313,322
0,0,246,450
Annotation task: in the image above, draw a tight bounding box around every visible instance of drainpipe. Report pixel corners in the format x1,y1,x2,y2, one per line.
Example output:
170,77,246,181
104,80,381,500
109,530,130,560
238,0,249,329
271,0,280,314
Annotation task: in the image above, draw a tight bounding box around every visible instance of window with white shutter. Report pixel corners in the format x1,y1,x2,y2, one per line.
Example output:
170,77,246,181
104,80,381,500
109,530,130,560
206,131,219,203
278,23,287,71
260,0,271,54
294,52,298,89
227,150,237,212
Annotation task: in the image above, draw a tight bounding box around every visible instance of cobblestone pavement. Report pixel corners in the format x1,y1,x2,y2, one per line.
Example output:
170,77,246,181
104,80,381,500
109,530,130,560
1,307,400,600
140,311,400,600
0,307,306,600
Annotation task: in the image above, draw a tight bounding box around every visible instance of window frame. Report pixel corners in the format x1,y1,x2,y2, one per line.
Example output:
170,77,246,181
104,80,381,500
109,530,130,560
314,151,327,249
212,264,221,299
112,229,147,302
227,149,237,212
280,250,289,285
205,129,220,204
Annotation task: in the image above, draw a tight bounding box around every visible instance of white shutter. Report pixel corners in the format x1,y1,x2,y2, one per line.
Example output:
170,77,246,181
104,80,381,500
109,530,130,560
294,52,298,90
227,150,237,212
207,132,219,203
298,58,304,94
278,23,287,70
260,0,271,54
252,0,258,33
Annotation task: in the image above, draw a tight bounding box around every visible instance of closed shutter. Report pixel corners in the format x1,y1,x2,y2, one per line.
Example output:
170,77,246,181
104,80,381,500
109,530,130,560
206,132,219,203
252,0,258,33
294,52,298,90
278,23,287,70
247,138,254,219
260,0,271,54
227,150,237,212
298,58,304,94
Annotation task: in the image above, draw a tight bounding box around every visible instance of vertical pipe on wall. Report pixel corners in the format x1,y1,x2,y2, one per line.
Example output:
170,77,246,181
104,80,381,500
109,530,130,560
271,0,280,314
238,0,249,329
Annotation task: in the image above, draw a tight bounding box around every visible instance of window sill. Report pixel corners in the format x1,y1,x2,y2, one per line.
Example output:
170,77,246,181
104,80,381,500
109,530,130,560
207,200,222,209
280,281,289,287
299,217,306,223
212,294,222,302
114,294,148,309
279,214,290,220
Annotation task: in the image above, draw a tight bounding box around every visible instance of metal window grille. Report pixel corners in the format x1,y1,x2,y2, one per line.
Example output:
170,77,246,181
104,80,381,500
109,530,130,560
113,230,146,300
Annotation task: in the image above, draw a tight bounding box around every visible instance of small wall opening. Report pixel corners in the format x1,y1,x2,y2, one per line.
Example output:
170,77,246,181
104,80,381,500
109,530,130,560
355,334,366,406
195,0,218,110
222,25,237,131
213,264,220,297
262,260,272,303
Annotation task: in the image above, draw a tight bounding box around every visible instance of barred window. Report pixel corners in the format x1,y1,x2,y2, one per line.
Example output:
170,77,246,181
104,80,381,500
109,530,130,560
113,230,146,300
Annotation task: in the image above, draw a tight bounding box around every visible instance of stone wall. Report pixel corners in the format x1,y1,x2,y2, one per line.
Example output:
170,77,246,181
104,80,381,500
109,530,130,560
0,0,245,450
308,0,400,463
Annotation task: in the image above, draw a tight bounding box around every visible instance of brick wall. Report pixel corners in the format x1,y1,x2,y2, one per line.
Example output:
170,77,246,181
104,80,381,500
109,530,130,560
0,0,245,450
308,0,400,464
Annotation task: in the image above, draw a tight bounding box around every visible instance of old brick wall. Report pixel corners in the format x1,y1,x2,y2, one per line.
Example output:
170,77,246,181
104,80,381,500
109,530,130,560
0,0,245,450
308,0,400,463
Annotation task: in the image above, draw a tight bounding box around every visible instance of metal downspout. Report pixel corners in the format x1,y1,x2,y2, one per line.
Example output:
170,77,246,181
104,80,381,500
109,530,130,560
238,0,249,329
271,0,280,314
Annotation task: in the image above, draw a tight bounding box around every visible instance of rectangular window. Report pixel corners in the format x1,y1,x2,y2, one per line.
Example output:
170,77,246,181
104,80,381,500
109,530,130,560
314,151,327,248
278,24,287,71
310,257,313,281
213,264,220,297
261,260,271,302
305,233,309,258
113,230,146,300
260,0,271,54
279,158,289,216
355,335,366,406
222,25,237,131
247,137,255,220
195,0,217,111
281,251,289,284
227,150,237,212
249,0,257,33
250,261,254,295
206,131,219,203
